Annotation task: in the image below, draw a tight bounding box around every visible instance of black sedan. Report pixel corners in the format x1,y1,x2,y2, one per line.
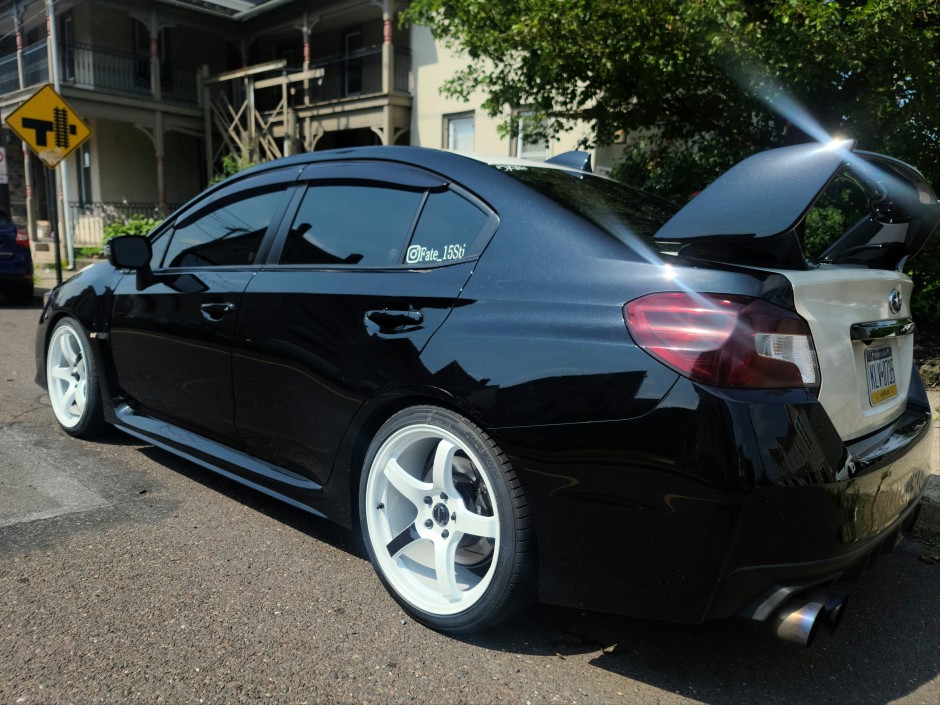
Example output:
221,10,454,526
35,143,937,645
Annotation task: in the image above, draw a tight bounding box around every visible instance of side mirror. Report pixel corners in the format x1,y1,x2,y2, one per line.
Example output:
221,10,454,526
106,235,156,289
106,235,152,269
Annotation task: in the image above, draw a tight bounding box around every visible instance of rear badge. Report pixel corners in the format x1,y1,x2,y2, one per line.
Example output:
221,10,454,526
865,346,898,406
889,289,903,315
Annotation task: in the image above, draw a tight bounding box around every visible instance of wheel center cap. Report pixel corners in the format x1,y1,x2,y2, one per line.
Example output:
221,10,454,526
432,503,449,526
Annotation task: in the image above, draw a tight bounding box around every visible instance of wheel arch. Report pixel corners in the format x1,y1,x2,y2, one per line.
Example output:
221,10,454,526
329,383,498,531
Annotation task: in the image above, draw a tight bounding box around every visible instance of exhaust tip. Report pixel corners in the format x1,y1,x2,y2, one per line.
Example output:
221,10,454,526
771,598,824,648
805,588,849,633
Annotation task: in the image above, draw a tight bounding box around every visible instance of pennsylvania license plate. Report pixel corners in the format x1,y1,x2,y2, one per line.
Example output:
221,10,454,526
865,346,897,406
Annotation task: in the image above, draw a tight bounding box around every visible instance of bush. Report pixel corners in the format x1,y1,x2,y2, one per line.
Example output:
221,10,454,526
102,216,161,244
907,236,940,326
210,153,259,185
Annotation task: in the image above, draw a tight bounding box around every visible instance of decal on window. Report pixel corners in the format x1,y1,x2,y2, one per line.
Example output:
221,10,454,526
406,243,466,264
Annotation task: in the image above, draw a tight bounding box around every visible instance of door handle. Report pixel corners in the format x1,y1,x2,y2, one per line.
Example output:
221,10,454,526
366,309,424,329
200,302,236,321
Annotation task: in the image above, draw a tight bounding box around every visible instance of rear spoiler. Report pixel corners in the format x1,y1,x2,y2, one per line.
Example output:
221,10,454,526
654,141,940,271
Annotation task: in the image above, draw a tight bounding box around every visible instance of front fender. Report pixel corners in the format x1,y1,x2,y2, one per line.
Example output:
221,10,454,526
34,263,123,389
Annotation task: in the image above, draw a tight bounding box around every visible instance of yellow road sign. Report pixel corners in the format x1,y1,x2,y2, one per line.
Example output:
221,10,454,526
4,84,92,168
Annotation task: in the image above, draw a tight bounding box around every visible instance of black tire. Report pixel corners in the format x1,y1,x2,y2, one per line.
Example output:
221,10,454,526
359,405,535,633
45,317,108,438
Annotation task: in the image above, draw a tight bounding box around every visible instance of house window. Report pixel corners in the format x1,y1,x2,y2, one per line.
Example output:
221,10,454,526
444,112,474,152
515,111,549,161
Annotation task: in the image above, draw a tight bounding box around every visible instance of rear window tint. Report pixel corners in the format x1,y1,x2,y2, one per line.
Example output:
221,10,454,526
496,166,677,244
406,191,488,265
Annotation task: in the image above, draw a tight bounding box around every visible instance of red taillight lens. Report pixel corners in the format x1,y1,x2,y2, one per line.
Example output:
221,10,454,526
15,229,29,248
624,292,819,389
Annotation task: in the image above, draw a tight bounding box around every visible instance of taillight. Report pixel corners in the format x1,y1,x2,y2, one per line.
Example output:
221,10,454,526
624,292,819,389
15,229,29,248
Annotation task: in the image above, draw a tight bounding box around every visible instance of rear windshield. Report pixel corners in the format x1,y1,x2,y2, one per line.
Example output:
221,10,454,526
496,166,677,244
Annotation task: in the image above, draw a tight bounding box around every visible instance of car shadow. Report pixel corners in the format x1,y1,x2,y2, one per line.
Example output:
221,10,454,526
460,545,940,704
128,439,938,704
132,442,363,556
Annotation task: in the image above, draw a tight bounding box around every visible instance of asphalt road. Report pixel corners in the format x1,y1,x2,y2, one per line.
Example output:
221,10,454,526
1,300,938,705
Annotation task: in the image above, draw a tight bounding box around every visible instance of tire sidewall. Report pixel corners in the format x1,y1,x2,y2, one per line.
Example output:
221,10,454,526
46,317,104,437
359,406,522,632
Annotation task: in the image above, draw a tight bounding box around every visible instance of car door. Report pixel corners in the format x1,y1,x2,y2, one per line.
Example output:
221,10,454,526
231,161,498,486
109,168,296,446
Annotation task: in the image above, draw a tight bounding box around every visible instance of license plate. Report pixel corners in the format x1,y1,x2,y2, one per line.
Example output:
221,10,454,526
865,346,897,405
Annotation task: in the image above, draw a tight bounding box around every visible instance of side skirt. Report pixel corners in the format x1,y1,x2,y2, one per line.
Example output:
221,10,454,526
112,402,328,520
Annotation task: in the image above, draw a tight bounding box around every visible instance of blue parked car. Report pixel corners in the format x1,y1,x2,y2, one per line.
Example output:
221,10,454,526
0,209,33,304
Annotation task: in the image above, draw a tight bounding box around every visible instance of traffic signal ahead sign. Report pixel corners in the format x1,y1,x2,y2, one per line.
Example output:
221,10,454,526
5,84,92,168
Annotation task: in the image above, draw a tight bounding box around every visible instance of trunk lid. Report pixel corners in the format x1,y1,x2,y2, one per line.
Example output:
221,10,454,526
655,142,939,272
654,142,938,442
782,267,914,441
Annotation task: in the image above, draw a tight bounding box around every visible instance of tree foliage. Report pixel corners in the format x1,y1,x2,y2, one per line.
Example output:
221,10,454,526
405,0,939,199
405,0,940,322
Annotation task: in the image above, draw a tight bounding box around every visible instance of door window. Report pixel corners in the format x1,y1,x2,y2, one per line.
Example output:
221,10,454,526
280,184,423,266
160,189,284,268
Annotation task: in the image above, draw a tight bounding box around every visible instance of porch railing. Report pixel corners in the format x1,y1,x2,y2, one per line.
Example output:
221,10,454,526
0,53,19,93
307,45,383,103
68,201,178,248
63,43,198,105
22,40,48,88
394,48,411,93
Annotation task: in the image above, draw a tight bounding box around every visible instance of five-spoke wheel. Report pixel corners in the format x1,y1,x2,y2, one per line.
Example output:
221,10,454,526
360,407,534,632
46,318,105,437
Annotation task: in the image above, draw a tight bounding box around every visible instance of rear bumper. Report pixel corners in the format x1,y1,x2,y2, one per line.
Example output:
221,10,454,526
704,388,932,621
492,369,933,623
0,270,33,285
707,469,927,622
706,408,936,621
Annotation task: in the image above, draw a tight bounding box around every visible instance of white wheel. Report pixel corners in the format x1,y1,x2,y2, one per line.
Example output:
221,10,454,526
360,406,534,632
46,318,106,437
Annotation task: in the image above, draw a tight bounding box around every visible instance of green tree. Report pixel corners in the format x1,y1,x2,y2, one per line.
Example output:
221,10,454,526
405,0,940,321
405,0,939,200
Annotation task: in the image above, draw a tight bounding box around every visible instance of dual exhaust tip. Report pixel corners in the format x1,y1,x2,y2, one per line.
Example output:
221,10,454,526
770,587,849,647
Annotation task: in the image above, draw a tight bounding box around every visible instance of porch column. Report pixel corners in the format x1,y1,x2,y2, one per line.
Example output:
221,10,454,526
301,11,311,105
381,0,394,145
14,2,25,89
149,7,162,101
381,0,395,94
202,65,213,184
45,0,74,269
155,111,165,206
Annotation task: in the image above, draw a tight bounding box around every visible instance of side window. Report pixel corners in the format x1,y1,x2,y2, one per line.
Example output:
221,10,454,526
281,184,423,266
160,188,284,268
406,190,489,265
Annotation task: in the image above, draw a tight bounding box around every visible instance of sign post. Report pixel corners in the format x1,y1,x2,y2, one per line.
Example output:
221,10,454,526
0,147,9,215
3,84,92,285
